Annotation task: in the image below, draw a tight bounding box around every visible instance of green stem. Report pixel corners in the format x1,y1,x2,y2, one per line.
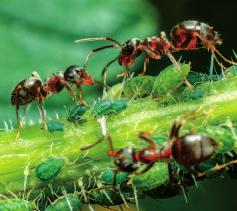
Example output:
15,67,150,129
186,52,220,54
1,75,237,199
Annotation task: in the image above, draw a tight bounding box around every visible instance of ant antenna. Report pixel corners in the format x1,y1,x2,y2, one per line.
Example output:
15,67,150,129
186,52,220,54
213,48,237,66
94,80,110,89
82,45,119,67
75,37,121,67
75,37,122,47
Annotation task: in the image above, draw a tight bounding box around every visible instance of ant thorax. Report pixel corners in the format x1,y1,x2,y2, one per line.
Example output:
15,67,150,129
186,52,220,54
114,147,140,173
45,72,65,94
119,38,142,66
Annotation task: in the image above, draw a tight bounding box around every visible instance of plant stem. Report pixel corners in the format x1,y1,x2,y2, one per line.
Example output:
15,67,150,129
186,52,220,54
0,75,237,199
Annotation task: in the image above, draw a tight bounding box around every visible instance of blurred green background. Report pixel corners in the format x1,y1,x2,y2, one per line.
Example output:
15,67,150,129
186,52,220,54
0,0,237,210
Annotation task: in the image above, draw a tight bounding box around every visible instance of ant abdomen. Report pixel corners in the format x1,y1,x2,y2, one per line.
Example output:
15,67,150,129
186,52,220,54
171,134,218,166
170,20,222,49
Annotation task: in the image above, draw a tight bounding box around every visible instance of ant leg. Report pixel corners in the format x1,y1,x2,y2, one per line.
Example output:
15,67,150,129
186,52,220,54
59,80,78,104
213,48,237,66
38,99,47,131
80,136,105,150
166,52,193,91
138,132,157,148
76,85,87,106
212,53,228,69
15,104,21,140
197,160,237,177
117,65,129,78
138,57,150,76
101,57,118,76
135,162,154,175
193,33,237,67
113,168,120,188
83,45,118,67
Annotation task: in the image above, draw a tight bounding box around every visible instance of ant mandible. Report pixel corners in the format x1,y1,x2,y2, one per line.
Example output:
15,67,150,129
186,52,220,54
76,20,237,90
11,66,95,139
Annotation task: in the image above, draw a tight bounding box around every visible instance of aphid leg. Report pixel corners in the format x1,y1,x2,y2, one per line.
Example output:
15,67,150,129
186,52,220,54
83,45,118,67
166,51,193,91
38,99,47,131
197,159,237,177
138,132,156,148
138,57,150,76
76,85,87,106
15,104,21,140
80,136,105,151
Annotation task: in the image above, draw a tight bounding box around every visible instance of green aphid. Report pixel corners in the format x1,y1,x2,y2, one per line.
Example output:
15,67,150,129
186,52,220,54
226,65,237,76
36,157,64,181
99,168,128,185
199,125,235,153
92,99,112,116
131,162,169,191
106,83,124,99
123,75,155,98
47,121,64,132
152,63,190,97
67,104,88,123
92,99,128,117
45,194,81,211
110,99,128,113
90,189,123,206
187,72,207,84
188,89,204,100
0,199,34,211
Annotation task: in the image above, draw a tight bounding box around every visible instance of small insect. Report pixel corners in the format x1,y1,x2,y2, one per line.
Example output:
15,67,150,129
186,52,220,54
11,66,96,139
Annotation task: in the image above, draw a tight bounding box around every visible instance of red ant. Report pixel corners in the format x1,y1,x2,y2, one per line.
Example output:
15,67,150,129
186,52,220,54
81,122,237,185
76,20,237,90
11,66,95,139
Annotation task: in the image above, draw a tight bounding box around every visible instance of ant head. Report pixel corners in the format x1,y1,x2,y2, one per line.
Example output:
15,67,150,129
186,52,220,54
119,38,143,66
114,147,140,173
64,65,95,85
